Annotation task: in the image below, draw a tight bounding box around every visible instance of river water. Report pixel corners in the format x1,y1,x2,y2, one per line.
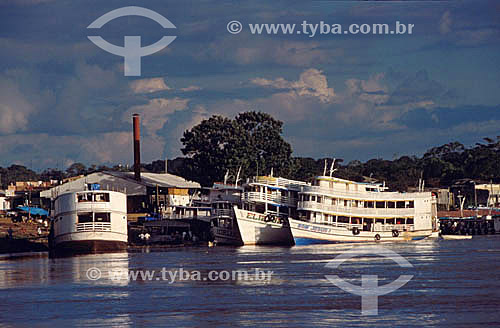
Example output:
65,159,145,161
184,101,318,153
1,236,499,327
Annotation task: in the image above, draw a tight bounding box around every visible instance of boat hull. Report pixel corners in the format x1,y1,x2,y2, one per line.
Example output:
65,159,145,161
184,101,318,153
289,219,432,243
52,239,127,255
52,230,128,255
211,227,243,246
234,208,294,246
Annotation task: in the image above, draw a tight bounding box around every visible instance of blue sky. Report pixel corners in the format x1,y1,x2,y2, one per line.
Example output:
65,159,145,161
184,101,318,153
0,0,499,170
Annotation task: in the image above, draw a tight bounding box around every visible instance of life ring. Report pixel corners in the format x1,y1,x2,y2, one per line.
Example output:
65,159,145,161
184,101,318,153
374,234,381,241
392,230,399,237
352,227,360,235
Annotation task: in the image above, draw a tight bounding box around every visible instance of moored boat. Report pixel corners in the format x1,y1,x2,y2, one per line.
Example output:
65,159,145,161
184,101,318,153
289,174,435,244
441,235,472,240
235,176,309,245
49,190,128,254
209,183,244,246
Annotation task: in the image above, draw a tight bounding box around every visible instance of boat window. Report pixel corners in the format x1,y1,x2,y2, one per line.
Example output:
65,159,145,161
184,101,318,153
95,212,111,223
351,217,362,225
376,201,385,208
363,218,373,231
344,199,349,207
396,218,404,224
331,198,337,205
94,193,110,202
407,201,414,208
317,196,322,203
386,218,395,224
311,195,316,202
77,213,93,223
406,218,414,224
77,193,92,202
387,201,395,208
375,219,384,224
353,200,359,207
338,216,349,223
364,201,374,208
331,215,337,222
396,201,405,208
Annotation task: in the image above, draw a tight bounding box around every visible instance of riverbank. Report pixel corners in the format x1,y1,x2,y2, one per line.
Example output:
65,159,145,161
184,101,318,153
0,217,49,254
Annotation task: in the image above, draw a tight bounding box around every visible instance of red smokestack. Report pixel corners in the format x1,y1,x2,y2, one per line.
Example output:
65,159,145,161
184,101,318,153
133,114,141,181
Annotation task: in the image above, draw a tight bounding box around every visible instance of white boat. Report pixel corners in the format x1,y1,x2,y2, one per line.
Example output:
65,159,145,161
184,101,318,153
234,176,309,245
289,175,435,244
441,235,472,240
50,190,128,253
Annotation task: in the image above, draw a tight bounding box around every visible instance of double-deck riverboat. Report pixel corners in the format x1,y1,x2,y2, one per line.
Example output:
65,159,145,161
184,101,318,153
289,175,435,243
50,190,128,253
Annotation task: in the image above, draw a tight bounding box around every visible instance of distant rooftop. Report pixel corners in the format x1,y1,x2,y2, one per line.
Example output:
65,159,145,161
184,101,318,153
105,171,200,189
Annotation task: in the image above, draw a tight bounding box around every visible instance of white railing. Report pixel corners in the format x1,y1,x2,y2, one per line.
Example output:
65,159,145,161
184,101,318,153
75,202,111,212
251,176,309,190
298,201,415,216
301,185,430,201
76,222,112,232
244,192,297,206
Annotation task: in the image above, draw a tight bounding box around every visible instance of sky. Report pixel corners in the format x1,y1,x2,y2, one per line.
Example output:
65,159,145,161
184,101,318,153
0,0,499,171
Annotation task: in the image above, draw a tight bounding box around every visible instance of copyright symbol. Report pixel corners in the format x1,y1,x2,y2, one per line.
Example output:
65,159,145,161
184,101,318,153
86,267,102,281
227,20,243,34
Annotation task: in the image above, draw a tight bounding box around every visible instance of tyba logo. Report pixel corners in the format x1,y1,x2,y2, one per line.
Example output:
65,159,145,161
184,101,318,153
87,6,176,76
325,246,414,315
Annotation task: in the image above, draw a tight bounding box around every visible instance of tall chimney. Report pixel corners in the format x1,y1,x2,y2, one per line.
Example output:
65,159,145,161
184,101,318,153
133,114,141,181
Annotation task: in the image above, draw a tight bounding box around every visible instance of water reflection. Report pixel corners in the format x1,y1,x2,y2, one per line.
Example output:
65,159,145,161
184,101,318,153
0,237,499,327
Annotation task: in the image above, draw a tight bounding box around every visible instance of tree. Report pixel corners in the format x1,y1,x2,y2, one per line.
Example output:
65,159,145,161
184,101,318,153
180,111,293,186
66,163,87,177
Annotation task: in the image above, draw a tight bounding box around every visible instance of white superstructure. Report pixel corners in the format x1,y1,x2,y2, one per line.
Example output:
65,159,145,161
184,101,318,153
235,176,309,245
51,190,128,253
289,176,435,243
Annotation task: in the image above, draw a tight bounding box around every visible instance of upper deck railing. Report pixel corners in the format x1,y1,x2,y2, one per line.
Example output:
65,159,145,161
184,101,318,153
243,192,298,207
249,176,309,190
301,185,430,201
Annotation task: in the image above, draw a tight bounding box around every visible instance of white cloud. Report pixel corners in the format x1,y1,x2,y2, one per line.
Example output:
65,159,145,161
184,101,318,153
251,68,335,103
0,76,36,134
124,97,189,135
180,85,202,92
130,78,170,94
204,38,338,67
439,11,452,35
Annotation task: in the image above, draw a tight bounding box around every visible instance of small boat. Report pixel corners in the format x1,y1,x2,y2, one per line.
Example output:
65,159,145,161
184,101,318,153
441,234,472,240
49,190,128,254
207,183,244,246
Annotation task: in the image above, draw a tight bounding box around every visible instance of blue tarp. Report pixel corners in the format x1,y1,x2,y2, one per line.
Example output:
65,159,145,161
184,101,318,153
17,206,49,216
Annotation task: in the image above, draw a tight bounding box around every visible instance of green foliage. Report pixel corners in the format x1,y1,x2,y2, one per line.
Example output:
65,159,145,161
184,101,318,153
180,111,293,186
0,165,38,188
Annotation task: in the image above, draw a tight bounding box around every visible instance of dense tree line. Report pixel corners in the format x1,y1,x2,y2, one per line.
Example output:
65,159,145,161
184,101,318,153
1,111,499,191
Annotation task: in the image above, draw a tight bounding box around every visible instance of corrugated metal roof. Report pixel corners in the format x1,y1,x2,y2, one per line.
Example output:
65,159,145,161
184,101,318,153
105,171,200,189
40,171,200,199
